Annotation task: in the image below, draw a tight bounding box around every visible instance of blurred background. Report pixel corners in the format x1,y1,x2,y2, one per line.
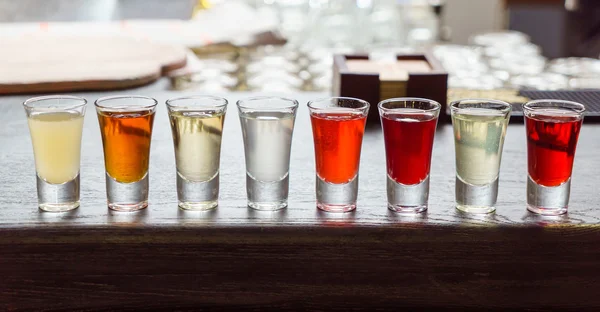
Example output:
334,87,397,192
0,0,599,94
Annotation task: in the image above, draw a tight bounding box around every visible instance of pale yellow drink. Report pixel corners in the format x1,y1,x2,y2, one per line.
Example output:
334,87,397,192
452,108,509,185
169,110,225,182
27,111,84,184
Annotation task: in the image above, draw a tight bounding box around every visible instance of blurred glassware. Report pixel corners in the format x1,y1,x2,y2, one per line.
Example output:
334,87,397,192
433,44,488,76
488,55,546,76
247,81,300,92
369,0,405,46
307,61,332,77
246,70,304,91
366,44,416,62
247,56,301,74
311,73,333,91
250,45,302,62
547,57,600,78
483,42,541,59
449,65,489,77
304,46,354,62
433,44,482,58
469,31,530,48
306,1,360,49
169,49,240,91
509,72,569,90
192,59,239,73
274,0,310,45
569,77,600,89
403,0,438,48
303,46,353,82
434,39,553,91
433,45,484,65
180,1,591,94
490,70,511,82
448,75,504,90
171,70,238,91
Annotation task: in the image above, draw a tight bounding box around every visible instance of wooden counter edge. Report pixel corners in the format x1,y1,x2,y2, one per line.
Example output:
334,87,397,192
1,225,600,310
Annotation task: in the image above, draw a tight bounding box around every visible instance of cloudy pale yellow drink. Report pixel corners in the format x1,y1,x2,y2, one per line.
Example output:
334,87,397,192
170,110,225,182
27,111,84,184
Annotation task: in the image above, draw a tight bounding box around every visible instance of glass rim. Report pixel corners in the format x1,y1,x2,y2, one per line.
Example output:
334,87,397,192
450,98,512,114
95,95,158,110
236,96,299,110
307,96,370,111
523,99,585,114
166,95,228,110
23,95,87,110
378,97,441,113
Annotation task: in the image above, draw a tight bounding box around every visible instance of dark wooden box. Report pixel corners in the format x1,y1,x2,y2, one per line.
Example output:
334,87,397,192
333,53,448,123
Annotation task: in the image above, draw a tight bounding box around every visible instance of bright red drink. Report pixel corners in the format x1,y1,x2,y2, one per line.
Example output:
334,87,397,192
310,111,367,184
381,111,437,185
526,110,582,187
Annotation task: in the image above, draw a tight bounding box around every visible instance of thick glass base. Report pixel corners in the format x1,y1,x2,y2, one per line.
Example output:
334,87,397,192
246,173,288,211
178,201,218,211
316,175,358,213
177,171,219,211
527,175,570,215
317,202,356,213
387,175,429,213
106,172,149,212
108,201,148,212
456,204,496,214
455,176,498,214
249,201,287,211
37,174,80,212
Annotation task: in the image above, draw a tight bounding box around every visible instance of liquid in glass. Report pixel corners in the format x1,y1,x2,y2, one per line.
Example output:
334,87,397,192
381,110,436,185
98,110,155,183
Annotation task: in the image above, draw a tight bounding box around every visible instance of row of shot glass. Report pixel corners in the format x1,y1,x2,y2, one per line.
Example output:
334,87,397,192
23,95,584,216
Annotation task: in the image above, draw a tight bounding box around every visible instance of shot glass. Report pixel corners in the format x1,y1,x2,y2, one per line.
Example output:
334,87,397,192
166,96,227,210
95,96,157,211
308,97,369,213
237,96,298,210
379,98,441,213
23,95,87,212
450,99,511,214
524,100,584,215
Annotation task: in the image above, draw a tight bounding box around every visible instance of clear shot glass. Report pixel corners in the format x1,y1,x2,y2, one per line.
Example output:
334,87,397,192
379,98,441,213
308,97,369,213
450,99,511,214
166,96,227,211
24,95,87,212
524,100,584,215
95,96,157,211
237,96,298,211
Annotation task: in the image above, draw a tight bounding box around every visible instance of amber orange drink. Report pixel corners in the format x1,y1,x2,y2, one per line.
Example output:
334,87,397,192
95,96,157,211
98,110,154,183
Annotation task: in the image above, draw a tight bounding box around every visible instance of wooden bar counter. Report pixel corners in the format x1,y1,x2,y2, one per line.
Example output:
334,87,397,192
1,91,599,311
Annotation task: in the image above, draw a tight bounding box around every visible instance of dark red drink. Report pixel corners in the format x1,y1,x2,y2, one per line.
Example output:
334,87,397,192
381,111,438,185
526,110,582,187
310,111,367,184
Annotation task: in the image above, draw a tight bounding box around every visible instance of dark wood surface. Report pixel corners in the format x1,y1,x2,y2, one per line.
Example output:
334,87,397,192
2,91,600,311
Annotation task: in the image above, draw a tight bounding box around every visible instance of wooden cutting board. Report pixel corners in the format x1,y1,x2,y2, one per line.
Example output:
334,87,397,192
0,35,187,94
